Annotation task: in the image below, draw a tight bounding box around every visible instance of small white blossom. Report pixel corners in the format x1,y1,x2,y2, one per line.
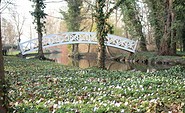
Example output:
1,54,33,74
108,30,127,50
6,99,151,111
93,107,98,112
124,101,128,106
115,102,121,107
121,109,125,113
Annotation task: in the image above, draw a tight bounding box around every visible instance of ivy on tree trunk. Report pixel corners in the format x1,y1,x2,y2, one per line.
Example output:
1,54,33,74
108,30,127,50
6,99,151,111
95,0,124,69
121,0,147,51
30,0,47,59
60,0,83,58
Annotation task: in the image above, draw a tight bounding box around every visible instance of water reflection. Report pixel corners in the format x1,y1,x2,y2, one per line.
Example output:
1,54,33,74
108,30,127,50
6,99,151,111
46,53,174,72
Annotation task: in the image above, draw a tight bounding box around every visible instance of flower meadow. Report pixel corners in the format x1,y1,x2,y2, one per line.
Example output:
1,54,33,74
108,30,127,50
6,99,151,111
4,56,185,113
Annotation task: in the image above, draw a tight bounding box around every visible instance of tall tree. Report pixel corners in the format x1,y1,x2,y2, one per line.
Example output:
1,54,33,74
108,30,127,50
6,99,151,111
95,0,124,69
0,1,6,112
60,0,83,58
145,0,178,55
0,0,12,112
158,0,176,55
0,11,7,113
121,0,147,51
174,0,185,51
30,0,47,59
145,0,164,51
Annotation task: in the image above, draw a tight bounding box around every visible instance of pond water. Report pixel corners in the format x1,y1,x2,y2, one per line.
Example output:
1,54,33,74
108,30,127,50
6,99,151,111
45,52,175,72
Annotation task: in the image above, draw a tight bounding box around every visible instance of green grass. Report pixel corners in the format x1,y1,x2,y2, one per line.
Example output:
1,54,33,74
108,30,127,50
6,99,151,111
177,51,185,57
7,50,20,56
4,56,185,113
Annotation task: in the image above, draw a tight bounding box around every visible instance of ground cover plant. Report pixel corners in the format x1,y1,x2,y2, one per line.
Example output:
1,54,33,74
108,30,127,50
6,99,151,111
4,56,185,113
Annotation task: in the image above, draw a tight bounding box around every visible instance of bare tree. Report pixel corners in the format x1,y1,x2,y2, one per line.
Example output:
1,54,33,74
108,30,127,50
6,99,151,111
2,18,17,45
10,8,26,43
45,14,60,34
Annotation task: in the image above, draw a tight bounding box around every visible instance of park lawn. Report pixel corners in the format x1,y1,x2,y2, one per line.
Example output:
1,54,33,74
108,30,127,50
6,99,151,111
4,56,185,113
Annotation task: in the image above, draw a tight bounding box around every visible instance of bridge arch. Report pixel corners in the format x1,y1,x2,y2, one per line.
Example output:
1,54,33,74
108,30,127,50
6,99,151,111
19,32,138,55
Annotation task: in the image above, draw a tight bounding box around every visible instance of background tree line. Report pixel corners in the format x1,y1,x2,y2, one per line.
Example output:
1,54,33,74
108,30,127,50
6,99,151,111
59,0,185,56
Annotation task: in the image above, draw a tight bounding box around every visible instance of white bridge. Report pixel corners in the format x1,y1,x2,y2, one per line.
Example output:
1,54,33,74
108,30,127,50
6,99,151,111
19,32,138,55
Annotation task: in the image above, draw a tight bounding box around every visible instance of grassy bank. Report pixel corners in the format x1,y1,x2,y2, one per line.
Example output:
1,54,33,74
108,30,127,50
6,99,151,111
123,52,185,65
4,56,185,113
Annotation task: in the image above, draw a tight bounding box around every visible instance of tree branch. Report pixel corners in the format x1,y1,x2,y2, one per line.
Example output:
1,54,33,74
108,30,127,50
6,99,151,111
105,0,124,19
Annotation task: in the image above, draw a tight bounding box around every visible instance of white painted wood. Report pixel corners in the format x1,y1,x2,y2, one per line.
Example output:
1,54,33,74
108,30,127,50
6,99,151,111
19,32,138,55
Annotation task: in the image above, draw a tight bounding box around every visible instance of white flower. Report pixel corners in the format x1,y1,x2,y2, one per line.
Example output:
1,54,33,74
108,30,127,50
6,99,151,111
124,101,128,106
139,85,143,88
121,109,125,113
58,101,61,105
52,110,56,113
15,102,19,106
58,105,61,109
115,102,121,107
137,109,140,112
103,103,107,106
150,99,157,103
141,87,144,91
53,104,58,108
93,106,98,112
116,85,122,89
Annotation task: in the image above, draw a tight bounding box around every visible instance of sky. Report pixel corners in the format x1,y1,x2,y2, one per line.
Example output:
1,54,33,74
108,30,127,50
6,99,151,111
2,0,67,42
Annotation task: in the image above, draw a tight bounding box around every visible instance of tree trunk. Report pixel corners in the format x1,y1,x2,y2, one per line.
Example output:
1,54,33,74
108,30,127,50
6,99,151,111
95,0,124,69
97,36,106,69
96,1,106,69
136,17,147,51
183,29,185,51
123,1,147,51
158,0,176,55
139,35,148,51
0,4,8,112
37,11,45,59
106,46,113,58
183,39,185,52
88,10,95,53
170,1,176,54
38,31,45,59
